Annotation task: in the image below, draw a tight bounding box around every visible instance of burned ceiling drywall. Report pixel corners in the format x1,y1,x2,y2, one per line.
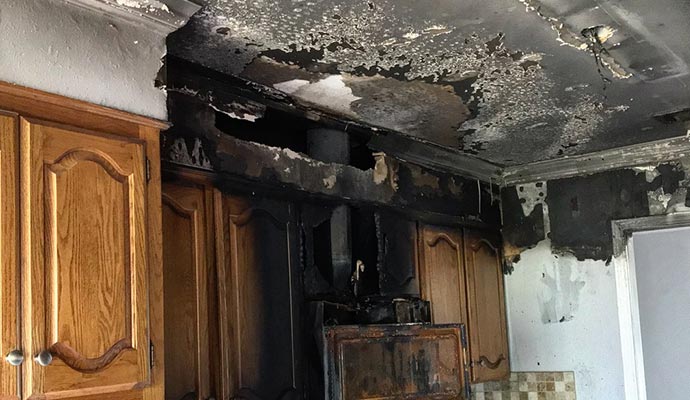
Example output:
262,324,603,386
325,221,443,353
168,0,690,165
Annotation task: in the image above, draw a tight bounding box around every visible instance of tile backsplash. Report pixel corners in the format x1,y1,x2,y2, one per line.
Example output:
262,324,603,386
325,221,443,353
471,371,576,400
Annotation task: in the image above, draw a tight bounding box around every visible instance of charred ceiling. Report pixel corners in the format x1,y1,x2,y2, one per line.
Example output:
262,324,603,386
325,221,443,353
168,0,690,166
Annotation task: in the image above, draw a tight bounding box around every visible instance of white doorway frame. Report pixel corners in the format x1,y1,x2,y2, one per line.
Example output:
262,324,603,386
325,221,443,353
611,212,690,400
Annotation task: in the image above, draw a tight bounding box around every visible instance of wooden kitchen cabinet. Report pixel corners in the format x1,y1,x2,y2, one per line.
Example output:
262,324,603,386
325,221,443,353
162,182,217,400
218,195,303,400
0,82,166,400
464,230,510,382
0,112,20,400
418,224,510,384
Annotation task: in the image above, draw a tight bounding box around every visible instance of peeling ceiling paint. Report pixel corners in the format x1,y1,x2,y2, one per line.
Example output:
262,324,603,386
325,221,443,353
274,75,361,115
168,0,690,166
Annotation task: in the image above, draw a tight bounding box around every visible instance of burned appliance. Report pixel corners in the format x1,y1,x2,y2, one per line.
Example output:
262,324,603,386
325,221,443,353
323,324,471,400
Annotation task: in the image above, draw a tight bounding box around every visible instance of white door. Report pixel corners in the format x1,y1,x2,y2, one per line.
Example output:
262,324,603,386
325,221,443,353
632,227,690,400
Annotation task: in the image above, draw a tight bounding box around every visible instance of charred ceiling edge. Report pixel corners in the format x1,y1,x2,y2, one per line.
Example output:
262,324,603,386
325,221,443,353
61,0,201,33
502,134,690,185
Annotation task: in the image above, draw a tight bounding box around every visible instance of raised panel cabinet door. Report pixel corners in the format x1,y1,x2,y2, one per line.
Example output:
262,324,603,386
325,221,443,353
162,183,212,400
464,231,510,382
0,112,20,399
418,224,468,326
221,196,302,400
20,119,150,400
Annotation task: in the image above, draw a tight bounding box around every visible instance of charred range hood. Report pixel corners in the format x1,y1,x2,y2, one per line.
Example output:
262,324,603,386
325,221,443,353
305,129,471,399
324,324,472,399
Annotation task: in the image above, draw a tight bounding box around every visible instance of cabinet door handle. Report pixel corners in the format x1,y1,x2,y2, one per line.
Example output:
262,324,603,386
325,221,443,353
5,350,24,366
34,350,53,367
476,354,506,369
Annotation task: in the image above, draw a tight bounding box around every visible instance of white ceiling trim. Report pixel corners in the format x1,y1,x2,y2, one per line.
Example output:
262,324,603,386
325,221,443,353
501,133,690,185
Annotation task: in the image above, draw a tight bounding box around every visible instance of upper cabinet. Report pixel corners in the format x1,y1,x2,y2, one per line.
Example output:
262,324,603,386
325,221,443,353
418,224,510,384
21,119,151,399
0,83,165,400
419,225,469,326
162,182,216,400
219,195,303,400
0,113,19,400
464,231,510,382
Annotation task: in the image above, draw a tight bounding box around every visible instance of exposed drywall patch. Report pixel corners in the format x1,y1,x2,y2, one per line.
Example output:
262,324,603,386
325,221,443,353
114,0,170,12
633,165,661,183
373,152,399,191
273,75,360,115
501,185,546,260
516,182,547,216
647,187,673,215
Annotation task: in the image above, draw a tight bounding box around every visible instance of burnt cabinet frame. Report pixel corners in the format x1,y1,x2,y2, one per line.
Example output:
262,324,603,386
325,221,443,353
162,181,220,400
219,195,304,400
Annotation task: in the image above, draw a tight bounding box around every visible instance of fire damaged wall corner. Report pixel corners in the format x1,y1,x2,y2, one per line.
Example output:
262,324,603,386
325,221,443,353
547,170,649,261
502,161,690,262
501,185,546,257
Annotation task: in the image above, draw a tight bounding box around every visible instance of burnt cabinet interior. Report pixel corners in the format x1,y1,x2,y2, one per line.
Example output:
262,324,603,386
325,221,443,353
0,84,164,400
419,224,510,383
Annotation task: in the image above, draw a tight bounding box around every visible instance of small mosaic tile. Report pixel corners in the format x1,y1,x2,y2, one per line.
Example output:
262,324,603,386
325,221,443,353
471,371,576,400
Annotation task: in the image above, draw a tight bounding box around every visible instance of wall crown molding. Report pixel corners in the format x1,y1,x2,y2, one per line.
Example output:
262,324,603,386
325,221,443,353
501,134,690,186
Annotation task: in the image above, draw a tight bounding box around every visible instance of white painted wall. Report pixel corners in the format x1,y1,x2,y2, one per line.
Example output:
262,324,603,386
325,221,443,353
505,240,626,400
0,0,167,119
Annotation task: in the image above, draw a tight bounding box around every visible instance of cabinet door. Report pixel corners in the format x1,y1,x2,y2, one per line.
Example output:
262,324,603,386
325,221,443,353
162,183,212,400
0,113,19,399
21,119,150,399
464,231,510,382
418,224,468,326
221,196,302,400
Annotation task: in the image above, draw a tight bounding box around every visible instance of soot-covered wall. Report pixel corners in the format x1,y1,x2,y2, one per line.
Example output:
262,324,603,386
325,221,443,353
500,160,690,400
503,161,689,262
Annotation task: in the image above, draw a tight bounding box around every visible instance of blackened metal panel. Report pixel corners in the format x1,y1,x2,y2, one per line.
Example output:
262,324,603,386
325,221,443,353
324,324,468,400
378,210,421,297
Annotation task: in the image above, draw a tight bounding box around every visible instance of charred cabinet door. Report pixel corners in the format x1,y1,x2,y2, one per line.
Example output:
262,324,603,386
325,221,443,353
162,183,213,400
21,119,150,399
418,224,468,327
221,196,302,400
0,113,19,399
464,230,510,382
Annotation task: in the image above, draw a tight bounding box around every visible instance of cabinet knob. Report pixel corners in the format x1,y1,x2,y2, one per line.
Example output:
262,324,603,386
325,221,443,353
34,350,53,367
5,350,24,366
